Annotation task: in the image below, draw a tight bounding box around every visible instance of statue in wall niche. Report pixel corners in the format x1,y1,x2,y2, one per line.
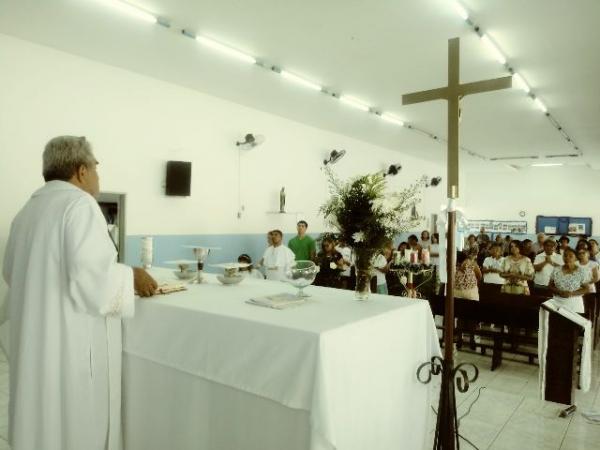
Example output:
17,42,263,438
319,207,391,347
280,187,286,213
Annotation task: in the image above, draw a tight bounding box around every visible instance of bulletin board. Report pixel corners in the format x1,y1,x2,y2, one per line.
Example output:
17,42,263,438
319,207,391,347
535,216,593,237
466,220,528,235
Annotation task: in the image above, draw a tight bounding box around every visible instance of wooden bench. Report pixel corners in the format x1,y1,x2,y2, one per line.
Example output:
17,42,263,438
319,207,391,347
427,284,550,370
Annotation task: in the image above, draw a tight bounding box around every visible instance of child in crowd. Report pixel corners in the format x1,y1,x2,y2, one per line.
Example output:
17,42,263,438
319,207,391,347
237,254,265,280
482,243,504,285
373,241,393,294
397,241,409,258
335,236,353,290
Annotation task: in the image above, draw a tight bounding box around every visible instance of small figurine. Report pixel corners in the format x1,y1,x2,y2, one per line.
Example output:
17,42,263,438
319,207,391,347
279,187,286,213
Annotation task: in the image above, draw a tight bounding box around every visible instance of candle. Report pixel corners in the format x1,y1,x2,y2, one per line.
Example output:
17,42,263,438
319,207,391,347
410,251,418,264
141,236,153,269
422,249,430,266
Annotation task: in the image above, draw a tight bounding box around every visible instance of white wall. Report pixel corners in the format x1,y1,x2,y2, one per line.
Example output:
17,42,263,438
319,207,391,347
0,34,446,295
464,166,599,234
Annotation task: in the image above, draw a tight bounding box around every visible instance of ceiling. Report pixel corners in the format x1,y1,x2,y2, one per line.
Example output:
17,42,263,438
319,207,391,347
0,0,598,169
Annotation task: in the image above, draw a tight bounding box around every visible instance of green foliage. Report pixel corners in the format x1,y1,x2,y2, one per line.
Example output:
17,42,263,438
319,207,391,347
319,166,426,261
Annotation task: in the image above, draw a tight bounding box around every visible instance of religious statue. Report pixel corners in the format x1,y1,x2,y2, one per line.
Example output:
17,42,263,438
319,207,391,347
279,187,286,213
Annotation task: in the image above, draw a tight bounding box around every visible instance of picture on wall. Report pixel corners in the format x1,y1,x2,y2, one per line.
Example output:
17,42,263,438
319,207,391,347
466,220,528,235
568,223,586,235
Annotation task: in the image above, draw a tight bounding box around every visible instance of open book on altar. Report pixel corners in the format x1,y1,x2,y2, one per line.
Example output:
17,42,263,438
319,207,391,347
246,293,305,310
135,283,187,297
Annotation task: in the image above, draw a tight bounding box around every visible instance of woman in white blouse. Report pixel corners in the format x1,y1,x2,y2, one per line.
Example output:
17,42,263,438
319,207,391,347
549,248,590,313
576,249,599,293
499,240,534,295
429,233,440,267
482,243,504,284
420,230,431,251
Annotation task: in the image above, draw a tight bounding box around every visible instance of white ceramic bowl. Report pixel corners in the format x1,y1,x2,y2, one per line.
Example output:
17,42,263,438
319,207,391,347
216,274,244,285
173,270,197,280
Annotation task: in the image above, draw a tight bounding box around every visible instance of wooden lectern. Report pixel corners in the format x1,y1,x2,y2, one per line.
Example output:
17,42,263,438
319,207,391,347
542,307,581,405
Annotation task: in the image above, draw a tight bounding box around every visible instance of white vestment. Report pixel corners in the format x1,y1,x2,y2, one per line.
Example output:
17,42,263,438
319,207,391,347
262,245,295,281
2,181,135,450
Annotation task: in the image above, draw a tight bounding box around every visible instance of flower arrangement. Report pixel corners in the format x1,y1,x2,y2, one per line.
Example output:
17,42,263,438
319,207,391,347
319,166,427,298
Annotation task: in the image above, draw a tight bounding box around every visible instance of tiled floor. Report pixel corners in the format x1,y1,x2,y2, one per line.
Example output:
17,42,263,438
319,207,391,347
427,347,600,450
0,348,598,449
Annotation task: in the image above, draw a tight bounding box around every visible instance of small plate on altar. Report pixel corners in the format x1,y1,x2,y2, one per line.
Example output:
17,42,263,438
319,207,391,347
216,274,244,285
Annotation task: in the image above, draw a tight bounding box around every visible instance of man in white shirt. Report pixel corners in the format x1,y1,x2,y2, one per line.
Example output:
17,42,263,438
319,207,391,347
260,229,295,281
2,136,157,450
533,239,563,288
477,227,490,246
532,232,546,255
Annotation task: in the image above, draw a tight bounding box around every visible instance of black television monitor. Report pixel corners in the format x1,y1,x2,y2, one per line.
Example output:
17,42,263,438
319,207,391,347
165,161,192,196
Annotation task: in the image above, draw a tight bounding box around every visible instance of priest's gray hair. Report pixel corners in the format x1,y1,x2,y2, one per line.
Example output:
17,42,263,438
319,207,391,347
43,136,97,182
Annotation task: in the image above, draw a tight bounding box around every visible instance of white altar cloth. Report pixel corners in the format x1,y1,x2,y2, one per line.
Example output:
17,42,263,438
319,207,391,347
122,269,440,450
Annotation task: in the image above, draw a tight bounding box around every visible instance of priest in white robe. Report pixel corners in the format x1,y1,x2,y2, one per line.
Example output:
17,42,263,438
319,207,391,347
2,136,157,450
260,229,295,281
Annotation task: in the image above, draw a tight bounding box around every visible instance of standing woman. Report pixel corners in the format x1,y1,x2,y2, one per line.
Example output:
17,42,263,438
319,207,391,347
588,239,599,261
314,236,344,288
464,234,479,255
420,230,431,251
549,248,590,313
499,240,534,295
454,251,482,300
430,233,440,267
576,249,599,294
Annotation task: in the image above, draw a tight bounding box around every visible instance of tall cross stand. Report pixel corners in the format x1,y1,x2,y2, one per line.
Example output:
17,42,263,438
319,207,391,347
404,38,512,449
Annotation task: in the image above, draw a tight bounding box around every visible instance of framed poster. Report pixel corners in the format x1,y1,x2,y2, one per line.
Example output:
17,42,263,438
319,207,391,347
466,220,528,235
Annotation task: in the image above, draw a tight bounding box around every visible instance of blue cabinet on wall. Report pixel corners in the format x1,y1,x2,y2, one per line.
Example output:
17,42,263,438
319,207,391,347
535,216,593,237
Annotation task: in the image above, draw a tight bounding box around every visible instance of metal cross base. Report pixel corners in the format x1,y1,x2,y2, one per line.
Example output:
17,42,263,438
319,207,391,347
417,356,479,450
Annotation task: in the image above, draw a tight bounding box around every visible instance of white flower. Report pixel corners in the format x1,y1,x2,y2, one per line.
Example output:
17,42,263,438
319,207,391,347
352,231,366,243
329,262,337,270
371,196,396,212
382,216,397,229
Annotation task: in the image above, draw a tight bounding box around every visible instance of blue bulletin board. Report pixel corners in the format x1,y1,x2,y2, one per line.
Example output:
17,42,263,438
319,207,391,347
535,216,593,236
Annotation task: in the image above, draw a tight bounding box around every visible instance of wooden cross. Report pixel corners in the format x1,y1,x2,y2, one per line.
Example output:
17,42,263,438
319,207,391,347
402,38,512,450
403,37,512,199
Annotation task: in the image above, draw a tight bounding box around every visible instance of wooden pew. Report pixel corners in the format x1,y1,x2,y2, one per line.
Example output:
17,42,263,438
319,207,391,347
428,284,552,370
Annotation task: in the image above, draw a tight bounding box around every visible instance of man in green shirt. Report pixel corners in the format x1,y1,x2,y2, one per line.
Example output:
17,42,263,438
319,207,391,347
288,220,316,261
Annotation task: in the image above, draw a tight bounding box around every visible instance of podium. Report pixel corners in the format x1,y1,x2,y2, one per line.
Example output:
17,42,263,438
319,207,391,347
543,309,580,404
539,301,592,408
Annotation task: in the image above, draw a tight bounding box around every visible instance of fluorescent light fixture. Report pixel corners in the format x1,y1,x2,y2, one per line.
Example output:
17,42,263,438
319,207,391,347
381,113,405,126
452,1,469,20
533,98,548,113
104,0,158,23
512,73,530,93
195,36,257,64
531,163,563,167
339,95,371,112
480,34,506,65
280,70,322,91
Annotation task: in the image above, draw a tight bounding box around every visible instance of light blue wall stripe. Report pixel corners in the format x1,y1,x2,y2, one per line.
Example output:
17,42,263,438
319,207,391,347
125,233,316,272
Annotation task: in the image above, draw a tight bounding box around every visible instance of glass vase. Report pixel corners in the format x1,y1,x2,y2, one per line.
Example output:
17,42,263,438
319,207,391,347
355,268,372,300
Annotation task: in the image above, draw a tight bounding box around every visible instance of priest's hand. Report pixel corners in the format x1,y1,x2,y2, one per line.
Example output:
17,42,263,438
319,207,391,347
133,267,158,297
